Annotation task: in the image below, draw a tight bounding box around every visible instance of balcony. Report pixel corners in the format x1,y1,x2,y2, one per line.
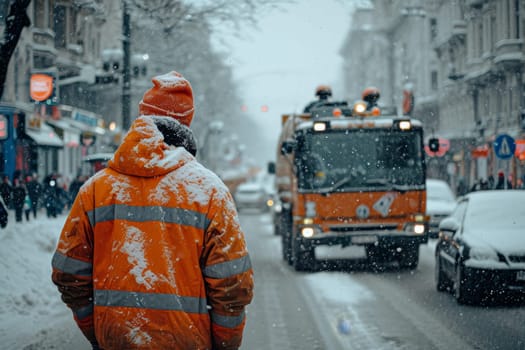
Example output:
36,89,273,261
464,58,494,86
433,21,467,55
494,39,525,69
466,0,486,9
451,20,467,39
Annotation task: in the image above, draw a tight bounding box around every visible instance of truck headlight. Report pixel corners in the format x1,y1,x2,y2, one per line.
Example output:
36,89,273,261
405,223,425,234
301,227,315,238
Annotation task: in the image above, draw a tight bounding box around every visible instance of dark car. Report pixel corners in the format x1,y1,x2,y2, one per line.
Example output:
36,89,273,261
434,190,525,304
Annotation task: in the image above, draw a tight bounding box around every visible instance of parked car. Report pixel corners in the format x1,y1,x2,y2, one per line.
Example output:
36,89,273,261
434,190,525,304
234,181,269,212
426,179,456,238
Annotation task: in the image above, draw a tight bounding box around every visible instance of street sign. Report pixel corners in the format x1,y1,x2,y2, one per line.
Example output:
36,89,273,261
493,134,516,159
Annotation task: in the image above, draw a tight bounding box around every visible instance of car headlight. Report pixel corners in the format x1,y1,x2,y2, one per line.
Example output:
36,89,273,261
469,246,499,262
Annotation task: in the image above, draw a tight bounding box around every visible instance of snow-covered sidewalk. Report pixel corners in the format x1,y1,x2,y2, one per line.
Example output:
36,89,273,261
0,210,89,349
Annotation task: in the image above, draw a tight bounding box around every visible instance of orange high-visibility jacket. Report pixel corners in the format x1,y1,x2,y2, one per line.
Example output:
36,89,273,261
52,116,254,350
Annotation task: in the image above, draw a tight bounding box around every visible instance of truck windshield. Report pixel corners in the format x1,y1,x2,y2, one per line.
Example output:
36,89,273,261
296,129,424,192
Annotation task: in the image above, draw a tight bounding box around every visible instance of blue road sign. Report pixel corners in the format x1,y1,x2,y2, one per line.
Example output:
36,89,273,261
493,134,516,159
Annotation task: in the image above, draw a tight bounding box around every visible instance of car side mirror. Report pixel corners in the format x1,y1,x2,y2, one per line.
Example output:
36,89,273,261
428,138,440,152
281,140,296,155
438,217,459,238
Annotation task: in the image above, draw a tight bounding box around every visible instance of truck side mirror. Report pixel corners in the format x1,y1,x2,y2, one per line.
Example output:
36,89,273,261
267,162,276,174
428,138,440,152
281,140,296,155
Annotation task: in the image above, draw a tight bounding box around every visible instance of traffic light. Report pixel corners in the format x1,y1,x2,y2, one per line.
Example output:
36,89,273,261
428,138,439,152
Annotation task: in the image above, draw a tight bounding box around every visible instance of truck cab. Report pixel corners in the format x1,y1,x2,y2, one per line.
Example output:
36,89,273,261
273,94,428,271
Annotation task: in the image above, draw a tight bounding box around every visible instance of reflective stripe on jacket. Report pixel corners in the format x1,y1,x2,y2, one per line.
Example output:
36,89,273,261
52,116,254,350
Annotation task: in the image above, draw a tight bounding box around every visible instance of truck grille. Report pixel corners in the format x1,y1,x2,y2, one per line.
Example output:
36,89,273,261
329,224,398,232
509,255,525,263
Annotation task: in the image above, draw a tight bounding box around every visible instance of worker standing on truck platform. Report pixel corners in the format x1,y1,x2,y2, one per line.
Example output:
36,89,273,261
303,85,332,113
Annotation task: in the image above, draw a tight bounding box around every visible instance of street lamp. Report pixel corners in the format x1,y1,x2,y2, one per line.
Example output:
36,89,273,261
122,0,131,131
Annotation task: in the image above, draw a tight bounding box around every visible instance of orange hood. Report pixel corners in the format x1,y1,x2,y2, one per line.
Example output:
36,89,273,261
108,116,195,178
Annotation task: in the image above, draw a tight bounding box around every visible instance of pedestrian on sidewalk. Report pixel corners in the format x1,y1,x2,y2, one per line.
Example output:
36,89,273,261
23,193,32,221
12,178,26,223
0,196,8,228
0,175,12,210
52,70,254,350
26,173,42,219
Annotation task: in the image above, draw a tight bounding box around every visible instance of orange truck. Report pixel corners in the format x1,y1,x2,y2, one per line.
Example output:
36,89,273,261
270,94,428,271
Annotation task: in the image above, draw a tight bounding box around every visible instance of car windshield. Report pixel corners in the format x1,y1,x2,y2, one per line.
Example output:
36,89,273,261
296,129,424,191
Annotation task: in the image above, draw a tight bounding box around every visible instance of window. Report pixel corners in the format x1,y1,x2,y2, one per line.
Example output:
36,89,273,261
54,5,66,48
430,18,437,41
515,0,520,38
33,0,45,28
478,22,483,57
431,70,438,91
0,0,9,21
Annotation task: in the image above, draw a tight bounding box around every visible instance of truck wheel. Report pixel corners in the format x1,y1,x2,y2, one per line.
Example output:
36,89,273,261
398,244,419,269
282,231,292,264
281,214,293,264
275,213,285,236
292,237,314,272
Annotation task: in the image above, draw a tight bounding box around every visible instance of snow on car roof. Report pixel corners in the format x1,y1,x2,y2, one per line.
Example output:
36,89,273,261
426,178,455,201
236,182,264,191
464,190,525,228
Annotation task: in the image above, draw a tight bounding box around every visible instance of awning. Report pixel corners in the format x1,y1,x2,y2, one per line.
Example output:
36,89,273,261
46,119,81,147
25,124,64,147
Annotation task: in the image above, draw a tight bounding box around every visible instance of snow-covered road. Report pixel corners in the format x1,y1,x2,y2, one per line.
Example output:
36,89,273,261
1,210,524,349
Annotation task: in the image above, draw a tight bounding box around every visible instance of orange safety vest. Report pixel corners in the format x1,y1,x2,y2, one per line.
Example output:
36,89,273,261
52,116,254,349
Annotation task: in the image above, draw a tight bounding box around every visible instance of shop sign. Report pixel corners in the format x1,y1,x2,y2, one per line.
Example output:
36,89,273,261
30,73,58,104
515,139,525,161
471,144,489,158
0,114,7,140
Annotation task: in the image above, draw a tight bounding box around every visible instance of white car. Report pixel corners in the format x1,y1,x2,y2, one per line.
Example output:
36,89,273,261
426,179,456,238
234,182,269,212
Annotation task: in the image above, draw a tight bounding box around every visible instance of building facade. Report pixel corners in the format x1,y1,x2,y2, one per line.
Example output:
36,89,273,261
0,0,123,184
340,0,525,191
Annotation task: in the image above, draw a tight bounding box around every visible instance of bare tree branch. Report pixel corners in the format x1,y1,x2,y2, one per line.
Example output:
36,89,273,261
0,0,32,100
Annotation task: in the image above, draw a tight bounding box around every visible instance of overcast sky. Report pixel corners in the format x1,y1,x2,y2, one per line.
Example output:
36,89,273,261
214,0,357,164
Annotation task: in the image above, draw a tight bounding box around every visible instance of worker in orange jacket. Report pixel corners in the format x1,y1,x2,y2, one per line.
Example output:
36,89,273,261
52,71,254,350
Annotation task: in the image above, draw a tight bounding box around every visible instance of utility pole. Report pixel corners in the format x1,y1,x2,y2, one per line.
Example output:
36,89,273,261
121,0,131,130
